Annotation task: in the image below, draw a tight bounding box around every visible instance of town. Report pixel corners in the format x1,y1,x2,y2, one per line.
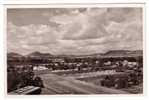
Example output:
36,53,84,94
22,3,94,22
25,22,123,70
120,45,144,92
7,50,143,94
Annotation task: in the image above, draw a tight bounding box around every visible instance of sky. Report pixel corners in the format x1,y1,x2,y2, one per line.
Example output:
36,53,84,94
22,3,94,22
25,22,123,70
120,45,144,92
7,7,143,55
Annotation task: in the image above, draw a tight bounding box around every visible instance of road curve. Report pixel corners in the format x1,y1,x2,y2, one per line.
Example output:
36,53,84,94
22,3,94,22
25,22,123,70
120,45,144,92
40,73,128,94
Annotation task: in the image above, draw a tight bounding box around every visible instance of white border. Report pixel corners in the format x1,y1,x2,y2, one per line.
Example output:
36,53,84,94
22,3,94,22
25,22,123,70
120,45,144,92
1,2,148,100
4,3,145,8
2,0,147,4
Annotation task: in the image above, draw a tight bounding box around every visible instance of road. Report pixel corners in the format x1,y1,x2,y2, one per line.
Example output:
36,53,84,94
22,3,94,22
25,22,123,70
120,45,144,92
39,73,128,94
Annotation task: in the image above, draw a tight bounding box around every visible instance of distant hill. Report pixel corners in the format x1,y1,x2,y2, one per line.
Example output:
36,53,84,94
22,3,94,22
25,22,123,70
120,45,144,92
56,53,102,58
66,50,143,58
7,52,23,58
102,50,143,58
27,51,53,58
7,50,143,60
7,52,24,61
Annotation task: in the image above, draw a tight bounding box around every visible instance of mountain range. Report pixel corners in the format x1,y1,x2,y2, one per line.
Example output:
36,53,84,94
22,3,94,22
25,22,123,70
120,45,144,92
7,50,143,59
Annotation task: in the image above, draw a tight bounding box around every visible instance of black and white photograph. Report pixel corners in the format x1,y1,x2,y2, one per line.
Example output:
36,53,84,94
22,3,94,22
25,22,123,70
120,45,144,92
6,6,144,95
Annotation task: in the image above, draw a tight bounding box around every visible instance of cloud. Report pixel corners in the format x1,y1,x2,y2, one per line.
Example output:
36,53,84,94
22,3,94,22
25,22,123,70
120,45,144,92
51,8,109,40
7,8,143,55
7,22,60,54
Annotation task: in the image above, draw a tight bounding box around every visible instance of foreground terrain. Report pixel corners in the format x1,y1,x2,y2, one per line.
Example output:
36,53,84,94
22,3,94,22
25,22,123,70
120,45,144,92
40,73,129,94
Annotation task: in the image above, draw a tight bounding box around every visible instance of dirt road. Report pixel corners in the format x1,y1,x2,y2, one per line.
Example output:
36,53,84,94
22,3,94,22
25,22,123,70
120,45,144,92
39,73,128,94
